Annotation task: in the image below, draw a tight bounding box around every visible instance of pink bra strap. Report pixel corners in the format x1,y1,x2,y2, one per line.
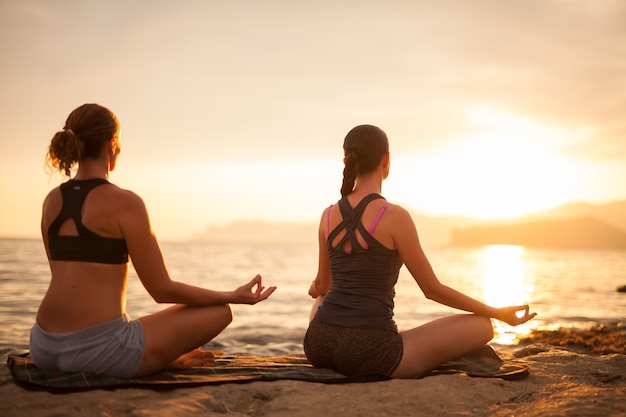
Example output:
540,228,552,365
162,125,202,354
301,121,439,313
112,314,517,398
368,203,391,234
325,205,333,237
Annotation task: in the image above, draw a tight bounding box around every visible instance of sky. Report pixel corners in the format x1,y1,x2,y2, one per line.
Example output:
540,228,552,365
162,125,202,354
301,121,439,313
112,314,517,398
1,0,625,240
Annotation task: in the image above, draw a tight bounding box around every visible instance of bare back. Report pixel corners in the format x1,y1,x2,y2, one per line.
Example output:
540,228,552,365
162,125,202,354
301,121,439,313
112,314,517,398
38,182,131,332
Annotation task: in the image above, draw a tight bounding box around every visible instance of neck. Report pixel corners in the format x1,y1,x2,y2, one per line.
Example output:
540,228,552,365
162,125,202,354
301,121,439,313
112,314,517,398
73,159,109,181
352,174,382,196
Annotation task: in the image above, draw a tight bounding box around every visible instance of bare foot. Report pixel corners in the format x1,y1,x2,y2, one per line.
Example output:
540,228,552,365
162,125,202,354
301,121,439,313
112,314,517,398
168,348,216,369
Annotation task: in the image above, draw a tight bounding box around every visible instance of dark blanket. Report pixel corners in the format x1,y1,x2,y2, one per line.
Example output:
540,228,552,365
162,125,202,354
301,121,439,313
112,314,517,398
7,346,528,393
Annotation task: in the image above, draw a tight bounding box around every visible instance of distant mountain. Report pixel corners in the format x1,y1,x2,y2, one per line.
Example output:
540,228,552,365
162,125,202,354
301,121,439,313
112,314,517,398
450,217,626,250
518,200,626,232
448,200,626,249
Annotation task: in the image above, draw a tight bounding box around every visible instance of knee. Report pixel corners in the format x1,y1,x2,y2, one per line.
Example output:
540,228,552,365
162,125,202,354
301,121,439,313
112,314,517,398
480,316,495,341
220,304,234,326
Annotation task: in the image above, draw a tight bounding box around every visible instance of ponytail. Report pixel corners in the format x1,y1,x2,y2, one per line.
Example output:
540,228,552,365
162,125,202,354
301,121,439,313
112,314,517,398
45,104,120,177
47,128,85,177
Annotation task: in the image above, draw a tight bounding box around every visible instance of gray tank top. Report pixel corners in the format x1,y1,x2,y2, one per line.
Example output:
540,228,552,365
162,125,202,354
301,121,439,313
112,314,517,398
314,194,402,331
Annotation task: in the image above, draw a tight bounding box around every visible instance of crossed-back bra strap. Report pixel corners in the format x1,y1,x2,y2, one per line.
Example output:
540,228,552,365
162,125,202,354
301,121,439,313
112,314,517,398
368,202,391,234
327,194,385,251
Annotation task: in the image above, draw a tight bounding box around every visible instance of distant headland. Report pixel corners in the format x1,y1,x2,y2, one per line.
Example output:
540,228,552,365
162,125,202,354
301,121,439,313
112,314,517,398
450,217,626,250
448,200,626,250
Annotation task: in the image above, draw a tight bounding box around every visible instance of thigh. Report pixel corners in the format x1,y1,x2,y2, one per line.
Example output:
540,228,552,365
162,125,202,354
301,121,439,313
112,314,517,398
392,314,493,379
137,304,233,376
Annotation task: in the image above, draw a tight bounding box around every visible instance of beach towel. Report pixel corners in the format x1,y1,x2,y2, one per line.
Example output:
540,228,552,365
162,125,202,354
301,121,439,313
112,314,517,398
7,346,528,393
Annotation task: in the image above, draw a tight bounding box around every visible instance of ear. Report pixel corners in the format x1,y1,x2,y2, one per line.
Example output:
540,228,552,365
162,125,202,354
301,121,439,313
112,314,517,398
381,152,390,169
109,137,121,156
382,153,390,179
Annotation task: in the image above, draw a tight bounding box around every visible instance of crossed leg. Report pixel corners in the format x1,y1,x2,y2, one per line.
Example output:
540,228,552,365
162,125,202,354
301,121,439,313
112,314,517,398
391,314,494,379
134,303,233,377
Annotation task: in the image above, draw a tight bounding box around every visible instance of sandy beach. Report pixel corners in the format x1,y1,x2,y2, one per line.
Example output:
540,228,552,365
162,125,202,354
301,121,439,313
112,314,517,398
1,325,624,417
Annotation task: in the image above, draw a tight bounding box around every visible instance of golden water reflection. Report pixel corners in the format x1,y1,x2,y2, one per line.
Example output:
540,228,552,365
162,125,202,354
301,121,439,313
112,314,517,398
480,245,535,344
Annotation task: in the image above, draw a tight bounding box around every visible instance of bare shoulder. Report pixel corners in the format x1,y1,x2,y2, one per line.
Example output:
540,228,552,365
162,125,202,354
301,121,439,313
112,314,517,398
95,183,152,236
384,202,414,223
84,183,150,233
383,203,419,237
102,183,146,211
42,186,62,208
41,186,63,224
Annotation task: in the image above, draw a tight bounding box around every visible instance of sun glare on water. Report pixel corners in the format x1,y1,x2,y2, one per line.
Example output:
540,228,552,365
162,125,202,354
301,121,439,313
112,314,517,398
479,245,536,344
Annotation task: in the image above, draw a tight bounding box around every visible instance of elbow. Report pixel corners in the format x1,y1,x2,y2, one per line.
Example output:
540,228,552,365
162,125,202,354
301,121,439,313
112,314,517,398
423,291,438,302
152,293,173,304
147,286,176,304
153,295,172,304
421,285,444,303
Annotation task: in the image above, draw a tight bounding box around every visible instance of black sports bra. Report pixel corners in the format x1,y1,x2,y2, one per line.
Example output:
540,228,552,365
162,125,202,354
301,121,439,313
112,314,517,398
47,179,129,264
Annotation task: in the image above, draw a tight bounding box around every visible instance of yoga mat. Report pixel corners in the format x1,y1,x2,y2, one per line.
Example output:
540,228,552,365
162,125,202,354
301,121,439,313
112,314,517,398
7,346,528,393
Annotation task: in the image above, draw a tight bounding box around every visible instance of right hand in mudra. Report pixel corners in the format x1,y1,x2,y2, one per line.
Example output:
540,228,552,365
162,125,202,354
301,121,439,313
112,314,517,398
494,305,537,326
232,274,276,305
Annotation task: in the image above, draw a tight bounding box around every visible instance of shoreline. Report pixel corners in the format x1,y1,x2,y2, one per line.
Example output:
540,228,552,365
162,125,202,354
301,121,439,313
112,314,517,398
2,325,625,417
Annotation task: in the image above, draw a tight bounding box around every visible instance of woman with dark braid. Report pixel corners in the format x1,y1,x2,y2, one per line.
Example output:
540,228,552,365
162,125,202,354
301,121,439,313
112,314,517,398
31,103,276,377
303,124,535,378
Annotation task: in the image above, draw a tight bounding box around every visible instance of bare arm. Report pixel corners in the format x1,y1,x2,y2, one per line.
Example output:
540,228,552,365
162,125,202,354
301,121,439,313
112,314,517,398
119,191,275,305
40,191,54,261
390,207,535,326
309,210,332,298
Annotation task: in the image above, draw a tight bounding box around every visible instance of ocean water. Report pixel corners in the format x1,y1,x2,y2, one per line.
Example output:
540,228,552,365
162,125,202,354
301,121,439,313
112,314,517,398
1,238,625,356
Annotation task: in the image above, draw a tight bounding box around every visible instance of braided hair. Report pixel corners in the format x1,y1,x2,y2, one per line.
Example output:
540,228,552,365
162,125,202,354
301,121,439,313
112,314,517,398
340,125,389,197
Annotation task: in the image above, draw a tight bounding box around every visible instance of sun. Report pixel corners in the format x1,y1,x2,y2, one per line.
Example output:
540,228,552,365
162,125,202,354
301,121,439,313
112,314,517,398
387,107,583,220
